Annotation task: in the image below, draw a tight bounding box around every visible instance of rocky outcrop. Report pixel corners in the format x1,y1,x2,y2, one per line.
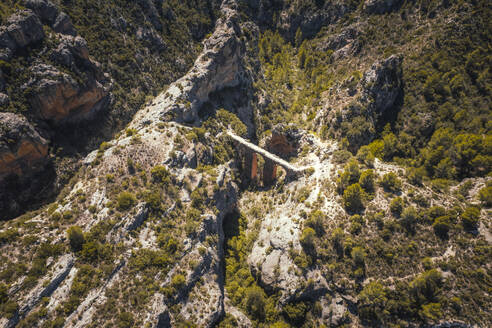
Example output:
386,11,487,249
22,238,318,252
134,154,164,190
0,113,51,219
0,10,44,60
26,63,110,123
0,112,49,178
360,54,403,116
364,0,404,15
6,254,74,328
25,0,76,35
133,1,251,130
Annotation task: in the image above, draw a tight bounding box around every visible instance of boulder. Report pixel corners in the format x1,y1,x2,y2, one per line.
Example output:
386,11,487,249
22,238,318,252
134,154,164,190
0,10,44,60
0,112,49,179
360,54,403,116
49,35,91,69
364,0,403,14
52,11,77,36
24,0,59,25
25,0,77,35
27,63,109,123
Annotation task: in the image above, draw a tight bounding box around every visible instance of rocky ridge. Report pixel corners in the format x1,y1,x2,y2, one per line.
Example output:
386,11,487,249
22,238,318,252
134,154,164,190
0,1,249,326
0,0,111,219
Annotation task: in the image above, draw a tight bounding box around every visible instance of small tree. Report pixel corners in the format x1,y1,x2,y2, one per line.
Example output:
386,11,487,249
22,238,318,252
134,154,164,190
306,210,325,236
400,206,418,231
343,183,364,212
478,186,492,206
389,197,404,216
117,192,136,211
380,172,402,192
461,206,480,230
359,169,375,192
351,246,366,267
67,226,85,252
358,281,388,323
300,227,316,255
432,215,453,238
245,286,266,321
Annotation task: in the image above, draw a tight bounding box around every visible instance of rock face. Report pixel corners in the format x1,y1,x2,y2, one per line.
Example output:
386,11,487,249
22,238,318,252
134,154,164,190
364,0,403,14
25,0,76,35
360,54,403,116
0,10,44,60
133,0,252,132
0,113,49,178
24,0,59,25
27,63,110,123
0,112,51,219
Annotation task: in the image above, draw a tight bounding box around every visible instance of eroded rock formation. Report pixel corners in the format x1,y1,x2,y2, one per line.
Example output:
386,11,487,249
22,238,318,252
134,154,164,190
0,10,44,60
0,112,49,178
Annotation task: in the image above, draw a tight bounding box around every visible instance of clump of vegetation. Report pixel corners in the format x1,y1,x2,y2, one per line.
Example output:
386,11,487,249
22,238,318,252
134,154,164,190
116,192,136,211
343,183,364,212
461,206,480,230
380,172,402,192
67,226,85,252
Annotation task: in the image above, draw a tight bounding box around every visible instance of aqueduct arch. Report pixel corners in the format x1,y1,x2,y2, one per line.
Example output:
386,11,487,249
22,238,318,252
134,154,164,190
227,129,304,185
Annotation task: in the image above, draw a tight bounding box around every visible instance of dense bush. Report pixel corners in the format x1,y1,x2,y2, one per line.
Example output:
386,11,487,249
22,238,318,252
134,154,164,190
478,186,492,206
300,227,316,255
343,183,364,212
461,206,480,230
380,172,402,192
359,169,375,192
400,206,418,231
358,281,388,323
116,192,136,211
432,216,453,238
305,210,325,236
245,286,266,322
389,197,404,216
67,226,85,252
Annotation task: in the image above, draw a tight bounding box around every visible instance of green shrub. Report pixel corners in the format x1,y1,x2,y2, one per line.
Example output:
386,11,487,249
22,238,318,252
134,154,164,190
358,281,388,322
150,165,170,183
380,172,402,192
420,302,442,322
300,227,316,255
389,197,404,216
478,186,492,206
351,246,366,267
343,183,364,212
245,286,266,322
117,312,134,328
407,167,425,186
356,145,375,167
400,206,418,231
171,274,186,289
144,190,161,211
283,301,308,326
432,216,453,237
67,226,85,252
116,192,136,211
305,210,325,236
0,228,18,245
359,169,375,192
410,269,442,305
461,206,480,230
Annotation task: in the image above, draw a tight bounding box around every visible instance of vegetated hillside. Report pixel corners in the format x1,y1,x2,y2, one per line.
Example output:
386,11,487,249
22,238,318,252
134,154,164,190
0,0,221,220
0,0,490,327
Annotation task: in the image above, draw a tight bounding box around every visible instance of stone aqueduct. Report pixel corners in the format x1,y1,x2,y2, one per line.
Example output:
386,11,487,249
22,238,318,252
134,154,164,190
226,131,306,185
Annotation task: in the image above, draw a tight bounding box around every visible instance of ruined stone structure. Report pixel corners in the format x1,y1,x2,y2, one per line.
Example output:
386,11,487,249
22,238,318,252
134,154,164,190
227,131,305,185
